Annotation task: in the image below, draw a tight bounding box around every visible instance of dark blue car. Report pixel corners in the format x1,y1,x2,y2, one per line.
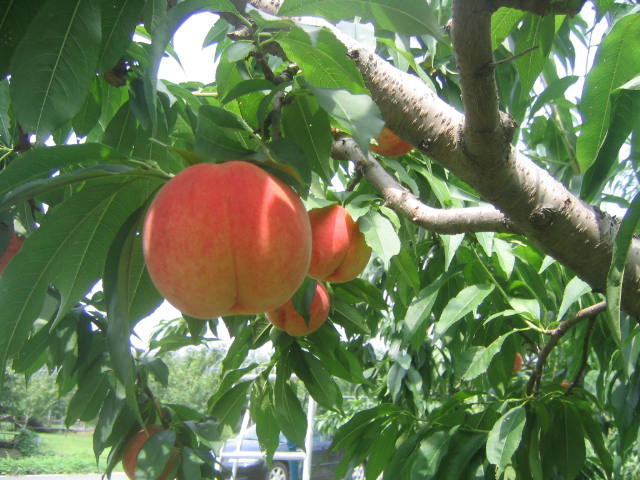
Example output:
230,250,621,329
219,425,364,480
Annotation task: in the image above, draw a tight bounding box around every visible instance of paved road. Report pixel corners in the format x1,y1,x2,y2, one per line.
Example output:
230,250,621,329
0,474,127,480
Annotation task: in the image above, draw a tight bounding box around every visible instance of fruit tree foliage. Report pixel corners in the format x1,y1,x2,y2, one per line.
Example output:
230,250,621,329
1,0,640,479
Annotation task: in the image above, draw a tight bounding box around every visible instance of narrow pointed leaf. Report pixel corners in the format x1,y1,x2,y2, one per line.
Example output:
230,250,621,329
436,284,494,337
607,191,640,346
10,0,102,138
486,405,526,471
0,177,162,375
576,14,640,171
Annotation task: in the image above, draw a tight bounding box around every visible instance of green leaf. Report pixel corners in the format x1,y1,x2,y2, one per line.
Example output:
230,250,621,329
103,206,160,422
581,89,640,202
221,79,276,104
10,0,102,138
435,431,487,480
93,389,125,459
208,380,252,429
410,430,452,478
491,7,524,51
306,84,384,154
274,360,307,447
515,15,555,102
0,177,162,376
441,233,464,271
435,284,495,337
103,101,139,155
99,0,146,70
250,376,280,463
280,0,442,37
278,26,366,94
607,191,640,346
530,75,579,115
540,402,586,479
194,105,259,160
290,345,342,411
281,93,333,180
576,13,640,172
486,405,526,472
222,325,253,372
461,331,515,381
557,276,591,322
332,404,402,451
403,274,446,348
66,367,110,425
358,210,401,269
136,429,177,480
576,403,613,475
0,0,47,76
291,277,317,327
0,143,128,197
365,423,399,480
0,165,142,212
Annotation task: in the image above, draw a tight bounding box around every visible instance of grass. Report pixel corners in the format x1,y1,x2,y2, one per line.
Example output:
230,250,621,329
0,431,120,475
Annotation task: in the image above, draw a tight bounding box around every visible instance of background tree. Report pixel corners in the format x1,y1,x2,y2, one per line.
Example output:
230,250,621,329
0,0,639,479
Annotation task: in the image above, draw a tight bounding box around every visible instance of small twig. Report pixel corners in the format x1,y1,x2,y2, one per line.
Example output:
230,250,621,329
331,136,516,234
264,90,286,140
564,317,596,395
251,50,280,84
526,301,606,395
15,124,31,153
490,46,539,66
346,166,364,192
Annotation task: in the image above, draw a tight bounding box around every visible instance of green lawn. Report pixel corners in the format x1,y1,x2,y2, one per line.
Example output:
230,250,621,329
0,431,120,475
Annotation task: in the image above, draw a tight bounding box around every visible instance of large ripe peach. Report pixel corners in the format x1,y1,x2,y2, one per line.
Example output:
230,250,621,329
0,230,24,275
267,282,330,336
370,127,412,157
307,205,371,283
143,161,312,319
121,425,177,480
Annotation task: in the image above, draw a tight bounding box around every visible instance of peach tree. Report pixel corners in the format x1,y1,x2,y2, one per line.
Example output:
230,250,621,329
1,0,640,478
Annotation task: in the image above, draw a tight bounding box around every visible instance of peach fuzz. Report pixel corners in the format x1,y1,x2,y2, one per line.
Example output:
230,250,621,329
267,282,330,336
370,127,413,157
307,205,371,283
121,425,177,480
143,161,312,319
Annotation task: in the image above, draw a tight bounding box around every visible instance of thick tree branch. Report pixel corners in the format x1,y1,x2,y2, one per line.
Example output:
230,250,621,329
451,0,508,162
233,0,640,318
331,137,515,234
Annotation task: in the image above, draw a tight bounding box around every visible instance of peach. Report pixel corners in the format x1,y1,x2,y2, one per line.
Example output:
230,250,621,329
267,282,330,336
512,352,522,373
121,425,177,480
0,230,24,275
370,127,412,157
307,205,371,283
143,161,312,319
